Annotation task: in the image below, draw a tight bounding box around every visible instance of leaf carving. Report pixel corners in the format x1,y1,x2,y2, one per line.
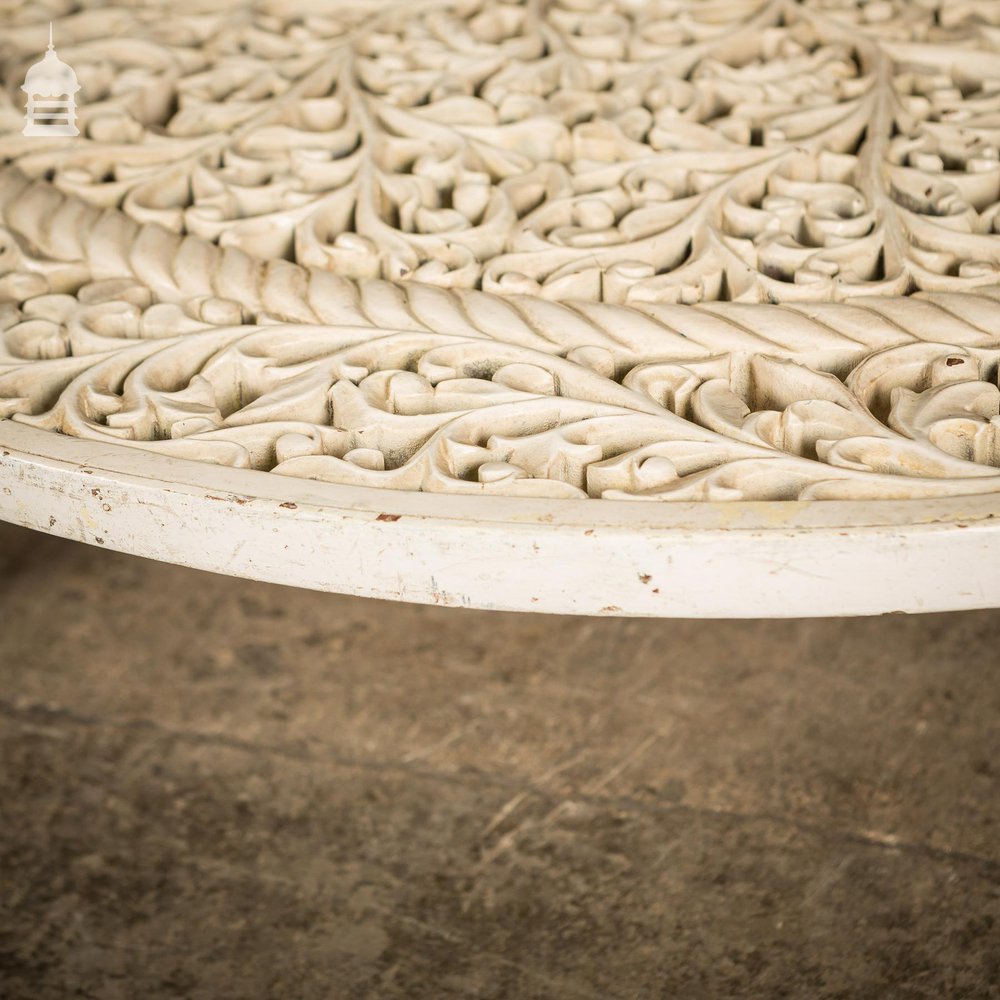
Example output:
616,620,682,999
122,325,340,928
3,0,1000,501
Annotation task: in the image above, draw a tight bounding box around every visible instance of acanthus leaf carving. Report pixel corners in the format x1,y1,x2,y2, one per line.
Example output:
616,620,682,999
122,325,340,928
2,0,1000,503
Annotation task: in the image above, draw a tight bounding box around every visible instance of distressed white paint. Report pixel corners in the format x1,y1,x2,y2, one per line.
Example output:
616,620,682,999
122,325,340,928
2,422,999,617
2,0,1000,615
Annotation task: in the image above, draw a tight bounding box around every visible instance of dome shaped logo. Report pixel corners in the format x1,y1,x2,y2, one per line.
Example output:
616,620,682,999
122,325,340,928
21,24,80,137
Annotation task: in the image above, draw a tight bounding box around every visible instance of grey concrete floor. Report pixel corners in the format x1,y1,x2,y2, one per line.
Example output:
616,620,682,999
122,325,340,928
0,521,998,999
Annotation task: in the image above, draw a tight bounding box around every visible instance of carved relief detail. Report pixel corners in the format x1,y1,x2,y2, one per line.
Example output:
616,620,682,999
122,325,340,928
2,0,1000,502
2,0,999,305
3,167,1000,501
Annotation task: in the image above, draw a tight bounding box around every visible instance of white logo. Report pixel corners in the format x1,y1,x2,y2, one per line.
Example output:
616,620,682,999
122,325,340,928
22,24,80,137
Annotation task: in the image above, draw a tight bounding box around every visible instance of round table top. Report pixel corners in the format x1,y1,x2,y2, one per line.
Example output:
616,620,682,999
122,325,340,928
2,0,1000,616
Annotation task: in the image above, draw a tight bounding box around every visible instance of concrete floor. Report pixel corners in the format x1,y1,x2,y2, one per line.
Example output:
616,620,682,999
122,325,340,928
0,522,998,999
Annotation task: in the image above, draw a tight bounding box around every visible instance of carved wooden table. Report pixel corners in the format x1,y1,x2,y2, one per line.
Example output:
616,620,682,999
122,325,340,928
2,0,1000,616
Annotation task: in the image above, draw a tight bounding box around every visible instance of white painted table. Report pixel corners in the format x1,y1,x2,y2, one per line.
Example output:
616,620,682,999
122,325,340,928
2,0,1000,616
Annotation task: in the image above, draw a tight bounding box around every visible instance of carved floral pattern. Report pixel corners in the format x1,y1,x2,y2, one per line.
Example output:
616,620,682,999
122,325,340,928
2,0,1000,303
1,0,1000,501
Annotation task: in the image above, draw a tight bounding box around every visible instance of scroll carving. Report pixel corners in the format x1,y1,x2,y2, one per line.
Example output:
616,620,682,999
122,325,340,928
3,0,1000,303
2,0,1000,502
